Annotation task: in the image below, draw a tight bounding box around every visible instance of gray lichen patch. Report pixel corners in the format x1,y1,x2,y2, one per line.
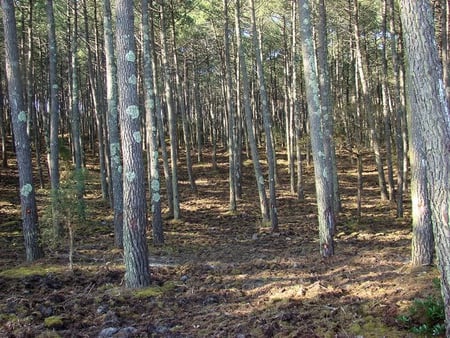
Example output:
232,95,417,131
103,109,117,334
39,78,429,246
20,183,33,197
125,105,139,119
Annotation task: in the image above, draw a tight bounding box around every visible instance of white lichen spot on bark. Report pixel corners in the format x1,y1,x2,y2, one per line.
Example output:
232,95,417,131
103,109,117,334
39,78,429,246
258,175,265,185
118,165,123,173
125,171,136,182
318,150,325,158
20,183,33,197
125,105,139,119
52,84,58,89
152,192,161,202
128,74,137,85
126,51,136,62
322,168,328,178
18,111,27,122
133,131,142,143
151,179,160,191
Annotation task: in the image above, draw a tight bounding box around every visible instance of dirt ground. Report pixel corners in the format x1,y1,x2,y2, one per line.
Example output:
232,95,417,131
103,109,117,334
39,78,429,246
0,148,442,337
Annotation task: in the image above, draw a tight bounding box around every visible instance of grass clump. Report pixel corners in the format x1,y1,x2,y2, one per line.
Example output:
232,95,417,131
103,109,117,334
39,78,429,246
397,278,445,336
133,281,177,298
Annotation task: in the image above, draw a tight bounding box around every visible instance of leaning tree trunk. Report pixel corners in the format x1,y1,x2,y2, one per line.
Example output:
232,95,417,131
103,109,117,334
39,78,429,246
400,0,450,333
116,0,150,288
1,0,43,261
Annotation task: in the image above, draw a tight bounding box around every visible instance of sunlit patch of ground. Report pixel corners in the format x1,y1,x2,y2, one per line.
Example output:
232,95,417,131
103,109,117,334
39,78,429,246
0,148,442,337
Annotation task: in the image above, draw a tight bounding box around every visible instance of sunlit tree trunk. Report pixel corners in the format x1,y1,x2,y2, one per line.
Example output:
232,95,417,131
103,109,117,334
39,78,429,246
223,0,237,213
116,0,150,288
2,0,43,261
353,0,388,202
103,0,123,248
299,0,335,257
316,0,339,215
235,0,269,223
249,0,278,231
400,0,450,333
160,1,180,220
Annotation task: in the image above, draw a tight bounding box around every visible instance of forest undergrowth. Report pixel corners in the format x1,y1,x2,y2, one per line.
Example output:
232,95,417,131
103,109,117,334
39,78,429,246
0,148,442,337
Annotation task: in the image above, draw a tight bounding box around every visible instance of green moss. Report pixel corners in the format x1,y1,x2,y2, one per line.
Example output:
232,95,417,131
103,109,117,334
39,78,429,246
0,265,63,278
36,331,62,338
348,316,403,338
133,281,177,298
44,316,64,329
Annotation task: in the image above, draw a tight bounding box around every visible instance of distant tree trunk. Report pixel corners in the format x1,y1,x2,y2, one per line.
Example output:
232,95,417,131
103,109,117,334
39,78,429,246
223,0,237,213
170,4,197,193
103,0,123,248
142,0,164,245
70,0,84,202
353,0,388,202
400,0,450,333
299,0,335,257
116,0,150,288
160,2,180,220
46,0,61,238
0,64,7,168
83,0,108,201
381,0,395,202
388,0,405,218
235,0,269,223
249,0,278,231
2,0,43,261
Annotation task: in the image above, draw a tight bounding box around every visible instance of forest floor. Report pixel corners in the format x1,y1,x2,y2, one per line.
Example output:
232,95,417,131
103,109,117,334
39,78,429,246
0,147,443,337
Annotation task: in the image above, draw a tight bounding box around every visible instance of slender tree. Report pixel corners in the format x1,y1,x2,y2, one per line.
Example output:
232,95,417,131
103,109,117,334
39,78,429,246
46,0,61,238
116,0,150,288
142,0,164,245
103,0,124,248
249,0,278,231
235,0,269,223
2,0,43,261
400,0,450,333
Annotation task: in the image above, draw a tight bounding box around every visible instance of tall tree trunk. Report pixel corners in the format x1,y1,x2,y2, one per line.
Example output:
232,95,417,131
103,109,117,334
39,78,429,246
235,0,269,223
299,0,335,257
0,64,7,168
159,1,180,220
400,0,450,333
223,0,237,213
316,0,340,215
83,0,108,201
1,0,43,261
388,0,405,217
116,0,150,288
353,0,388,202
46,0,61,238
142,0,164,245
249,0,278,231
103,0,123,248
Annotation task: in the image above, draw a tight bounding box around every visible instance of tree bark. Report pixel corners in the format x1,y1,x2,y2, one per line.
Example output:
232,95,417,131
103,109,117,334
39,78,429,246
2,0,43,261
116,0,150,288
400,0,450,333
299,0,335,257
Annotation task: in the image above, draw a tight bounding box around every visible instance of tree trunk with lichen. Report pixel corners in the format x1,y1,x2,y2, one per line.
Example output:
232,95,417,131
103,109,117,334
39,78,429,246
1,0,43,262
116,0,150,288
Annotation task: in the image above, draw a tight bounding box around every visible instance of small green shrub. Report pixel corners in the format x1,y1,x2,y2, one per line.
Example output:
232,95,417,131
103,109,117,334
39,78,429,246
397,278,445,336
